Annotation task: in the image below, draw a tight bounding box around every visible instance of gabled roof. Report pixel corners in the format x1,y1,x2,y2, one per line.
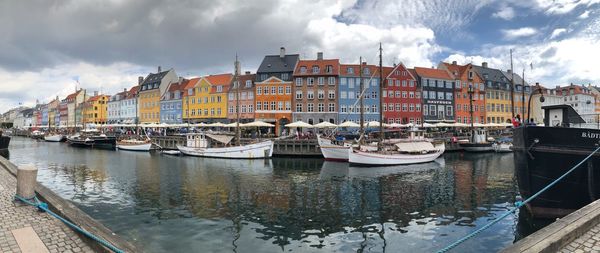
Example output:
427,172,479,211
414,67,453,80
471,65,508,83
125,86,139,99
181,78,201,97
339,64,379,77
229,73,256,92
293,59,340,76
204,73,233,86
440,62,483,81
87,95,108,102
141,70,170,85
256,76,284,84
501,70,529,86
65,89,83,100
257,54,300,73
385,63,417,80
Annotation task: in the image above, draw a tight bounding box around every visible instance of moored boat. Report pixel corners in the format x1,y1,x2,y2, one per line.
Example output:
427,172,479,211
514,104,600,218
67,129,116,149
117,139,152,151
493,137,513,153
349,138,445,166
459,129,494,152
0,134,9,150
44,134,66,142
30,130,45,140
177,133,273,159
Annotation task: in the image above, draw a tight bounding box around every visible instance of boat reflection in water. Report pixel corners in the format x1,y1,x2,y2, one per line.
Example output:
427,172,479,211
7,137,537,253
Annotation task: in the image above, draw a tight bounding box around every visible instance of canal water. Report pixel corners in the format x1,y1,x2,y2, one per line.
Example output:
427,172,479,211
5,137,544,252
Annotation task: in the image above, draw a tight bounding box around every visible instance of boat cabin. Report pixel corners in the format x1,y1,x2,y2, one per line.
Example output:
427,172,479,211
470,129,488,144
185,133,234,148
542,105,585,128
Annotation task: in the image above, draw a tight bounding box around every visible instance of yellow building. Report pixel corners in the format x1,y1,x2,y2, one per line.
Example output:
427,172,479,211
83,94,110,124
185,74,232,122
485,88,512,123
138,67,178,123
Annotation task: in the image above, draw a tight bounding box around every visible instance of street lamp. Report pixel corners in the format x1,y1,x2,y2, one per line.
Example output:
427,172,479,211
527,82,545,125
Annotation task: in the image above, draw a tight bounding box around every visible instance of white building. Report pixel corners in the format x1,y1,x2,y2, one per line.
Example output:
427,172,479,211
120,86,139,124
531,84,597,125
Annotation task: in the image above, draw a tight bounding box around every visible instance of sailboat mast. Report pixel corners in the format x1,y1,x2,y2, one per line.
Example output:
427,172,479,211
359,56,364,137
522,68,526,121
510,49,515,120
469,85,474,129
235,55,241,146
378,43,384,148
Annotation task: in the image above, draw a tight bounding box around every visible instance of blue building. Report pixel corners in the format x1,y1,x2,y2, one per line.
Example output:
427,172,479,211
338,63,380,123
160,79,185,124
41,105,49,126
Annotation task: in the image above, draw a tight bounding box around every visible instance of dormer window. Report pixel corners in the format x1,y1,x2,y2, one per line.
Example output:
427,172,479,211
468,71,473,79
325,65,333,73
300,66,307,74
217,86,223,92
312,66,320,73
245,80,251,87
347,67,354,74
363,68,370,75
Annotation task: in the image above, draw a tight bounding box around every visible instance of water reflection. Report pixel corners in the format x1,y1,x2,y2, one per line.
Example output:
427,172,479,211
7,137,530,253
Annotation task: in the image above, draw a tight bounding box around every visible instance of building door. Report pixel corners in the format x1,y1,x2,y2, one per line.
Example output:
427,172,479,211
279,118,289,136
437,106,444,120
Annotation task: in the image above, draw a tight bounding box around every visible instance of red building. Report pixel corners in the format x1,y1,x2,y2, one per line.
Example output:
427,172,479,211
383,63,421,124
227,72,256,123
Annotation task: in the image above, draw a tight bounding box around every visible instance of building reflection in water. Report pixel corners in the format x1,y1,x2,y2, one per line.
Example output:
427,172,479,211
7,137,539,253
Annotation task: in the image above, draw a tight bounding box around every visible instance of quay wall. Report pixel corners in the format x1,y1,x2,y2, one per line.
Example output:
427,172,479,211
0,156,139,253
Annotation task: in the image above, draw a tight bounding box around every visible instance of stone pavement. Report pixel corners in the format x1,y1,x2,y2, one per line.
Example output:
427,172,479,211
560,223,600,253
0,165,96,253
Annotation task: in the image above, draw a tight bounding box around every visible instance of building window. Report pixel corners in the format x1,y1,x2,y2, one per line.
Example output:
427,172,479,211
257,87,262,95
318,90,325,99
245,80,251,87
271,87,276,94
296,103,303,112
402,80,407,87
371,105,377,113
318,77,324,85
216,86,223,92
341,105,347,112
256,102,262,110
295,78,302,86
402,103,408,112
347,67,354,74
285,101,290,110
328,77,335,85
446,105,453,116
409,80,415,87
328,103,335,112
416,104,421,112
325,65,333,73
402,91,407,98
270,101,276,110
430,105,437,116
340,91,347,99
395,103,401,111
300,66,307,73
285,86,291,94
278,101,283,110
328,90,335,99
318,103,324,112
371,91,377,99
409,104,415,111
307,91,314,99
281,73,289,80
278,86,284,94
308,103,314,112
307,78,314,86
312,66,320,73
260,74,267,81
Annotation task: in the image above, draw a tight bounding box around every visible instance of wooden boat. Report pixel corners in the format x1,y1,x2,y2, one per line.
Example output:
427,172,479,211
30,130,45,140
67,129,116,149
459,129,494,152
349,129,445,166
117,139,152,151
317,134,378,161
44,134,66,142
177,133,273,159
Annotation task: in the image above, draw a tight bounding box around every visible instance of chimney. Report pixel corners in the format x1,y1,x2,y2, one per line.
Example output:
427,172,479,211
317,52,323,60
94,91,98,96
138,76,144,85
280,47,285,58
178,77,183,83
158,66,162,72
124,88,127,92
245,71,250,75
507,69,512,74
452,61,457,65
482,62,488,68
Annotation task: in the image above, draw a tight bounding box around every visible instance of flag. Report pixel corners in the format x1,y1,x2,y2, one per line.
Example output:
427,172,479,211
530,62,533,70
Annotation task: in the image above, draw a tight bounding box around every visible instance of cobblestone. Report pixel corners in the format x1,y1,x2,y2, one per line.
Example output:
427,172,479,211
0,165,96,252
561,222,600,252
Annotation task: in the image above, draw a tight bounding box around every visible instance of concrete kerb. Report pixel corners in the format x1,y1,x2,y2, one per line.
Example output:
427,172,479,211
0,156,139,253
501,199,600,253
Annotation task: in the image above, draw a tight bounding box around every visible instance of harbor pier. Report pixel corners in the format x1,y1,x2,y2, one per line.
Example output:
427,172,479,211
502,199,600,253
0,156,137,253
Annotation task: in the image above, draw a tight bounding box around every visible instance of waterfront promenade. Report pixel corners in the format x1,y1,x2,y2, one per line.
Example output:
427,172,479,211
0,163,96,253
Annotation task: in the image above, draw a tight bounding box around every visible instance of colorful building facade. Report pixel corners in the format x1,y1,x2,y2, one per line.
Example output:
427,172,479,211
138,67,178,123
292,53,339,124
473,63,512,123
83,94,109,124
227,72,256,123
414,67,455,122
439,62,486,124
383,64,421,124
338,63,380,124
160,79,185,124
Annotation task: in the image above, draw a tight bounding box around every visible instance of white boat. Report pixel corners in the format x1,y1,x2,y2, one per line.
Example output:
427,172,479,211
161,150,181,156
44,134,66,142
117,139,152,151
493,142,513,153
177,133,274,159
317,134,378,162
349,141,445,166
31,130,45,139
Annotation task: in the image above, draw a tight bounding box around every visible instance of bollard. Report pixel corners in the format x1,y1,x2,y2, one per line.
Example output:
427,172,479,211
16,164,38,199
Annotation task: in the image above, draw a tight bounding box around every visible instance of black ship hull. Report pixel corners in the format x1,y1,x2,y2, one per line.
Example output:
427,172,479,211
0,136,10,150
513,126,600,218
67,136,116,149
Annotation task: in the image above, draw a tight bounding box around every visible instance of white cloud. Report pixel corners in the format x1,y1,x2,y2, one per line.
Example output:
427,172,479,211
579,10,591,19
502,27,538,40
493,6,516,20
550,28,568,39
534,0,600,14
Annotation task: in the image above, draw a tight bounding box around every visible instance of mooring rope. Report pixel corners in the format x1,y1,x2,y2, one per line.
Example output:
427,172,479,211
436,145,600,253
14,195,125,253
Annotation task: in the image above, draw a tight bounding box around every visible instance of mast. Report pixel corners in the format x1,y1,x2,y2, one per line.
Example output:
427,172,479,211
235,54,241,146
522,68,526,122
510,49,515,120
359,56,364,138
378,43,384,150
468,85,474,129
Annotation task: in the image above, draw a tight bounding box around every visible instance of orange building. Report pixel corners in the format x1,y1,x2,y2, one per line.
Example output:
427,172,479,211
439,62,486,124
254,76,292,136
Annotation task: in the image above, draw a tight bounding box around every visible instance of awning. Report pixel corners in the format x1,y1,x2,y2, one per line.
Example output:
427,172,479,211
206,134,234,145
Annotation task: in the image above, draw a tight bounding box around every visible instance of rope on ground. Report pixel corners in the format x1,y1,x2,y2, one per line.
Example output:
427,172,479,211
436,145,600,253
14,194,125,253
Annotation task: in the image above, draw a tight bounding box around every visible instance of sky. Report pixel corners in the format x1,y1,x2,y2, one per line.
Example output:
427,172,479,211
1,0,599,113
